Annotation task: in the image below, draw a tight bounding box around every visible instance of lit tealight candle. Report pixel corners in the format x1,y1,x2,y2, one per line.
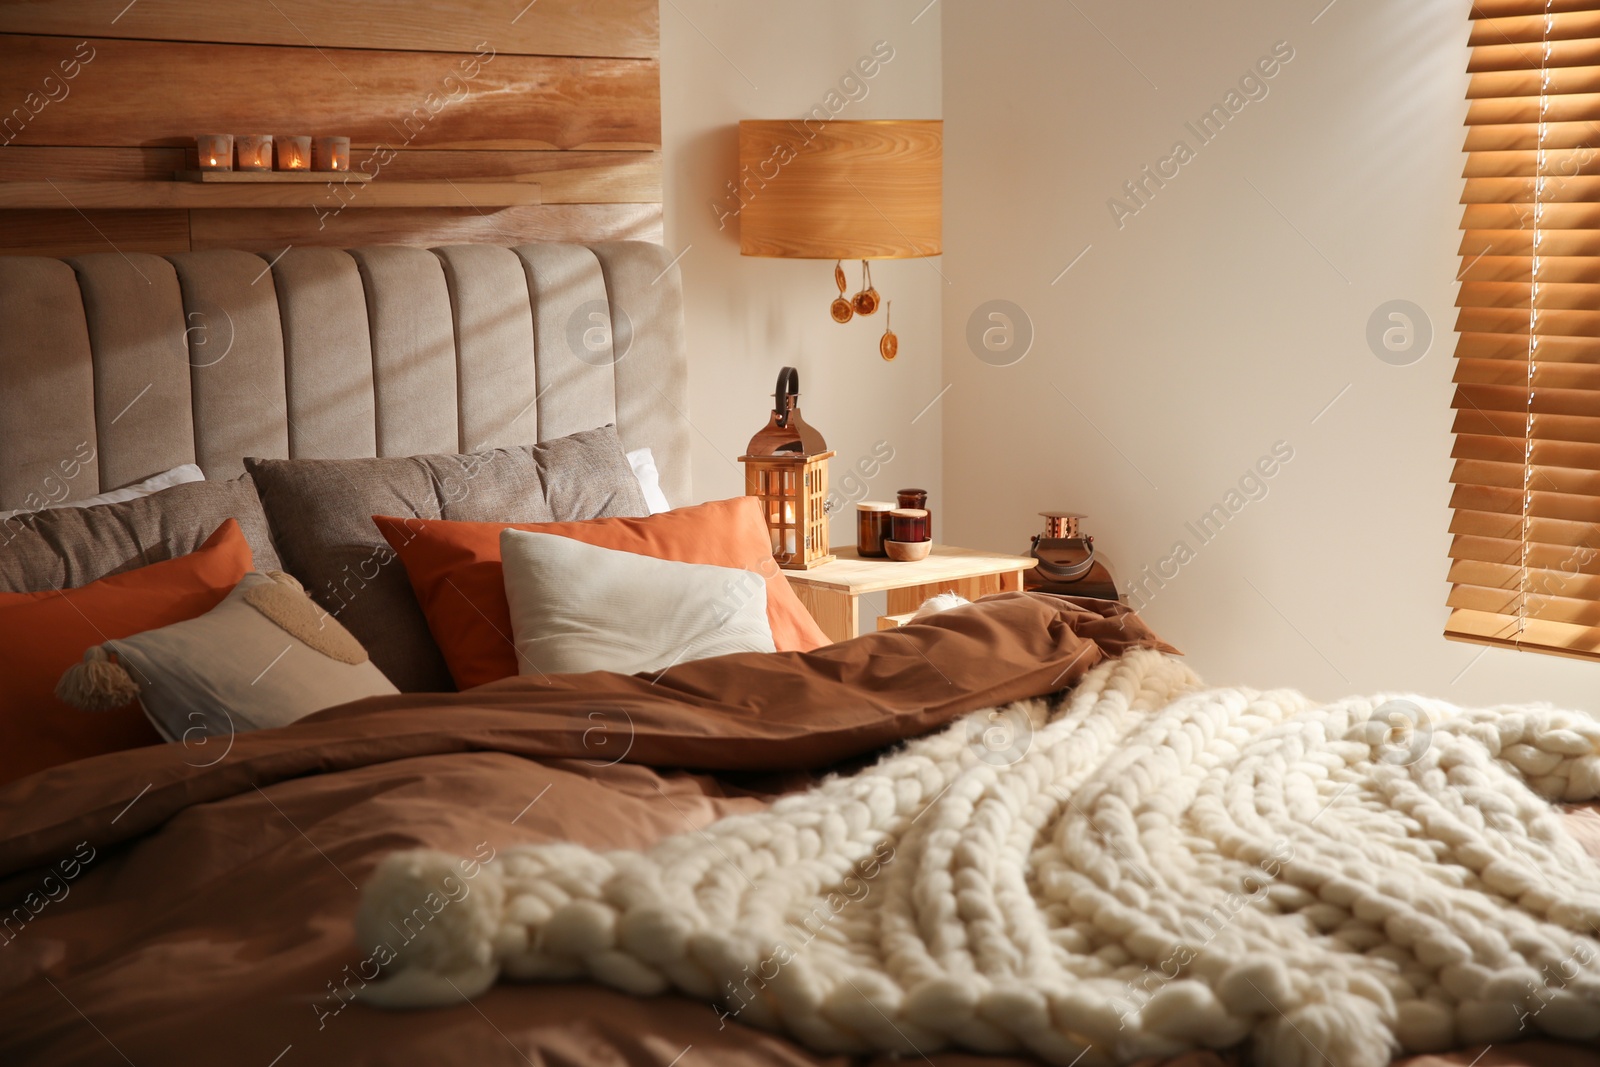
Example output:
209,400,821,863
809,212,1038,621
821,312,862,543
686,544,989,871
313,136,350,173
275,135,310,171
236,134,273,172
195,133,233,172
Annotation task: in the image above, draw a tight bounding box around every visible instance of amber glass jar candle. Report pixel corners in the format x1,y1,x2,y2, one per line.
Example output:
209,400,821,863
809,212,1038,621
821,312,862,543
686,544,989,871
890,508,930,544
856,501,893,557
896,488,931,541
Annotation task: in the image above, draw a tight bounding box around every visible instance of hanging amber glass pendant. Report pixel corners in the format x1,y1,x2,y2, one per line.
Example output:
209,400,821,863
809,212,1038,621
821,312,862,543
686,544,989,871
879,301,898,361
852,260,880,316
830,260,854,323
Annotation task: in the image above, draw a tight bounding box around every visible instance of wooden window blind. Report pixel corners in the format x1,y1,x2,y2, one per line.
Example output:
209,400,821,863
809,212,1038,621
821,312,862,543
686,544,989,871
1449,0,1600,658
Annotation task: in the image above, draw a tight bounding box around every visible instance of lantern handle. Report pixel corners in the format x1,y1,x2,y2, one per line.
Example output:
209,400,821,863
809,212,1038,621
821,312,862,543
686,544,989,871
773,366,800,428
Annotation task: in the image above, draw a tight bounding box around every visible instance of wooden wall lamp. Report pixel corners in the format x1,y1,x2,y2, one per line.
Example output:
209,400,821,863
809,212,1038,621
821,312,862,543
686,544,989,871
737,119,942,361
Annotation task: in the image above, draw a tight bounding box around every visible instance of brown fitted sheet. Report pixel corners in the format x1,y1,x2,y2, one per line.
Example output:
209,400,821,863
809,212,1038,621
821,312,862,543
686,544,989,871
0,592,1595,1067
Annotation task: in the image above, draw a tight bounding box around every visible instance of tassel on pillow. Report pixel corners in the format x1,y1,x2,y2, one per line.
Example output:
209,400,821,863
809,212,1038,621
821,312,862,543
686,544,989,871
267,569,304,593
56,645,141,711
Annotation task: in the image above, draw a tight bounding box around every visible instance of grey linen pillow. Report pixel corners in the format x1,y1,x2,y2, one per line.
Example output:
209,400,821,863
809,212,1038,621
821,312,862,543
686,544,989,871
0,476,282,593
244,425,648,693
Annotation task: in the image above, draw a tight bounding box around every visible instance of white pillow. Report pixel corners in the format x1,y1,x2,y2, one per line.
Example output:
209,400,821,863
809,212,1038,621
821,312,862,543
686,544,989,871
499,528,775,678
0,463,204,522
59,571,397,740
626,447,673,515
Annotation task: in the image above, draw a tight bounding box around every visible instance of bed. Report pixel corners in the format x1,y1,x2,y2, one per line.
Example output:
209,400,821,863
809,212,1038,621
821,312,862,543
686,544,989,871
2,243,1599,1067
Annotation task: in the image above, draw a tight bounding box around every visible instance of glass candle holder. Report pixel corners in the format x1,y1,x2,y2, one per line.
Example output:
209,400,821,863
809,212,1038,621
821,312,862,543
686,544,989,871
235,134,273,172
313,136,350,172
890,508,930,544
856,501,893,558
275,135,311,171
195,134,233,172
896,488,931,541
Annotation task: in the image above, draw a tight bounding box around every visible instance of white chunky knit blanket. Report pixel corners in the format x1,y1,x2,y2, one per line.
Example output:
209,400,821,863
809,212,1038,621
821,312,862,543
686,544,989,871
355,650,1600,1066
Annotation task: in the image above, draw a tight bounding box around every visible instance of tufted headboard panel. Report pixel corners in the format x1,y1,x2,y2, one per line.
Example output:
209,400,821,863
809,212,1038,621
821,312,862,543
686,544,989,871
0,241,691,512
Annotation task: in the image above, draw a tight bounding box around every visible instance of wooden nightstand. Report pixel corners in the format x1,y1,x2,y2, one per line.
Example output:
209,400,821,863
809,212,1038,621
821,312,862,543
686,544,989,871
784,544,1038,644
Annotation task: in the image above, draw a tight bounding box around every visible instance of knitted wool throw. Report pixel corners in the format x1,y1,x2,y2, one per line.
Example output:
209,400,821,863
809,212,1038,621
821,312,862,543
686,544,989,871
354,650,1600,1066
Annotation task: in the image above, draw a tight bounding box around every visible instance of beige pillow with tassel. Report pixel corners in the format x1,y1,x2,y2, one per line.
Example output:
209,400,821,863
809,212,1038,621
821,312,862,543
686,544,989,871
57,571,398,741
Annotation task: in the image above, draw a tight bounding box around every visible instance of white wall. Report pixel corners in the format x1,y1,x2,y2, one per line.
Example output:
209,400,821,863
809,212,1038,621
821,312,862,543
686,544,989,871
661,0,943,566
942,0,1600,709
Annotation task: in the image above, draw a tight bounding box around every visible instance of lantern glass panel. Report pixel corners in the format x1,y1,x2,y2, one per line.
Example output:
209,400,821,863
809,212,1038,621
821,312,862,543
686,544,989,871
740,452,834,569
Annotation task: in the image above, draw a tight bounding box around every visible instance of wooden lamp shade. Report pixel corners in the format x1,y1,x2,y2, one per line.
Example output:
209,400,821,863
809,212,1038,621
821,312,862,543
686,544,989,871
737,120,942,260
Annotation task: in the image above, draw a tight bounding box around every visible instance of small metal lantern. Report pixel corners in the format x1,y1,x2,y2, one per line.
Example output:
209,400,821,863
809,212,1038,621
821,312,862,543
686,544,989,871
739,367,835,569
1025,510,1120,602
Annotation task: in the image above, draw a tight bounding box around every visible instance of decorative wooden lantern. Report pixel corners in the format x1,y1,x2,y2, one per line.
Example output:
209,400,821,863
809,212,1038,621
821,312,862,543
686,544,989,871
740,367,835,570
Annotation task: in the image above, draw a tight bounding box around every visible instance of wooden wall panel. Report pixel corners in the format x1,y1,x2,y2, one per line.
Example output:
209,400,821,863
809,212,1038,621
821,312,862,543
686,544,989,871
0,2,662,260
0,147,186,181
189,204,664,251
0,37,659,151
0,0,659,59
358,151,663,204
0,210,188,257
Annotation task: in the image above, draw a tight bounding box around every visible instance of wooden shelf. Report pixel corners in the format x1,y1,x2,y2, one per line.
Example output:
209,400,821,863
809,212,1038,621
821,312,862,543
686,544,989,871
0,179,541,210
172,169,372,183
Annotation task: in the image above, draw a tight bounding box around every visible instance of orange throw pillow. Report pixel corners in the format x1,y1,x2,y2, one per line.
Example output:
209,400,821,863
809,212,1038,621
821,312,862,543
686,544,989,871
375,496,830,690
0,520,255,786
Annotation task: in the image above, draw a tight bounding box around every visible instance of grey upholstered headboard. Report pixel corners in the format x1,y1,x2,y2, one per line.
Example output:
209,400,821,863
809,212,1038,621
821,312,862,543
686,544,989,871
0,242,691,512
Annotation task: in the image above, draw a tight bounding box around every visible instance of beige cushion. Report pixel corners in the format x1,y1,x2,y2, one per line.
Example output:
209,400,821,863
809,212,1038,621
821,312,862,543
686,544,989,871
0,476,281,593
101,572,397,741
500,528,774,678
245,426,648,692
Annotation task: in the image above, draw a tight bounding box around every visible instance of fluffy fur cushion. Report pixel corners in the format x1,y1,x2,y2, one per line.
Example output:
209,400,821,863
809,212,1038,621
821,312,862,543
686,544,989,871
912,591,970,620
353,650,1600,1066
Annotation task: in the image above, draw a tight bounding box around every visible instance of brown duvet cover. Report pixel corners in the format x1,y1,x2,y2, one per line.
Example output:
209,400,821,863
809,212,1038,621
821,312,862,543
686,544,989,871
0,592,1595,1067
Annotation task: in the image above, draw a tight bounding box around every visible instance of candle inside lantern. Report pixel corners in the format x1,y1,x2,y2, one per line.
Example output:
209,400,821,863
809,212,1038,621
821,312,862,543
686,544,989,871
313,136,350,172
195,134,233,172
235,134,273,172
275,135,310,171
782,502,797,556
